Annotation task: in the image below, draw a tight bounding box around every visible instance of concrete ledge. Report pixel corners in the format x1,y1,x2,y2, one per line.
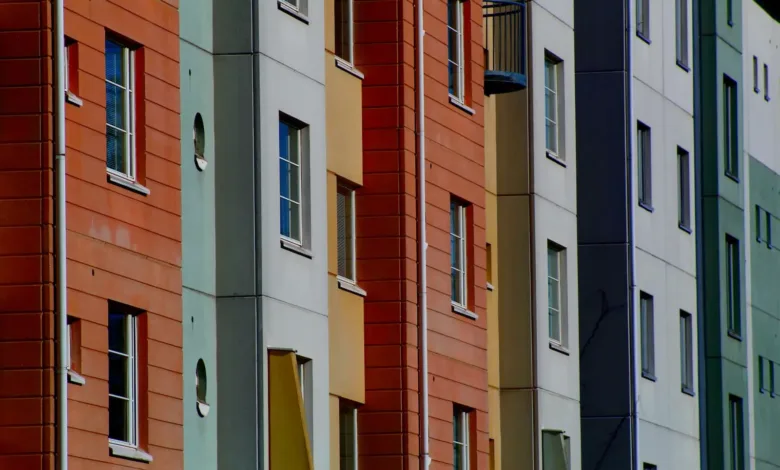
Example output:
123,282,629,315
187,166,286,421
109,443,153,463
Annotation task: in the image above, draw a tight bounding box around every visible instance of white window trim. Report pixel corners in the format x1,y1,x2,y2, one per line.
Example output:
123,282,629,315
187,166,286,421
544,56,562,158
448,0,466,103
453,408,470,470
108,313,138,448
64,43,70,92
340,406,359,470
281,0,300,12
106,44,136,181
280,122,304,245
337,184,357,283
547,245,563,345
451,202,468,308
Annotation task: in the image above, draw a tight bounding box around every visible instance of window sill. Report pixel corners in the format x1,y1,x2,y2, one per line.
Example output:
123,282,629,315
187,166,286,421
678,223,692,234
636,32,651,45
65,91,83,107
725,171,740,183
727,330,743,341
451,302,478,320
280,238,313,259
546,151,566,167
448,95,475,116
638,201,654,213
755,87,761,94
109,443,154,463
766,96,772,103
335,57,365,80
682,387,696,397
337,277,367,297
676,60,690,73
107,172,150,196
549,341,569,356
641,371,657,382
67,370,86,386
486,282,494,292
277,1,309,24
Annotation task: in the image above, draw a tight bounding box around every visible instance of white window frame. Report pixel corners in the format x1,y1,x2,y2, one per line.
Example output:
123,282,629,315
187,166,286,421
451,201,468,308
105,41,136,181
66,322,72,370
64,43,70,92
447,0,465,102
279,120,304,245
453,407,470,470
544,56,561,156
282,0,300,11
640,291,655,378
108,312,138,448
547,244,565,345
337,184,357,283
339,404,358,470
335,0,354,63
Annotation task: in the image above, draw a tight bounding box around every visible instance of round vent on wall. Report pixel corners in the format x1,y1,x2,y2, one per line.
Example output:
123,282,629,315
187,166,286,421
195,358,210,417
194,113,207,172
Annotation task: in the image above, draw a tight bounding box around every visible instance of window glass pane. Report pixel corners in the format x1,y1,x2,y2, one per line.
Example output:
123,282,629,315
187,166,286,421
106,83,125,128
109,312,127,352
335,0,351,60
109,354,129,397
339,406,356,470
106,126,126,173
109,395,129,442
105,40,124,84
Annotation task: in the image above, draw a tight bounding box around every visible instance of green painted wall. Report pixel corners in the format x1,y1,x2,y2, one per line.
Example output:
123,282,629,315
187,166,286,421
750,157,780,470
698,0,748,469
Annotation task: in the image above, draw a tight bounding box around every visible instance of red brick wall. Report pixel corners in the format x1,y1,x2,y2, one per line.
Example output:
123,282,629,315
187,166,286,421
0,1,182,469
355,0,488,466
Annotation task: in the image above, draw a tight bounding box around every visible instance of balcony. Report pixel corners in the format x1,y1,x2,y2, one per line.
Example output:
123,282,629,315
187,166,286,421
483,0,527,95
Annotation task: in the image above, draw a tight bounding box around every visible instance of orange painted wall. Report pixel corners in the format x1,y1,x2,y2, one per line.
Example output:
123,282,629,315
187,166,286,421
0,1,182,469
355,0,488,466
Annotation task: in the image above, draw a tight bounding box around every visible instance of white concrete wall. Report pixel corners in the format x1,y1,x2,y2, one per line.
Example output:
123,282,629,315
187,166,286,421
631,0,700,466
530,2,581,468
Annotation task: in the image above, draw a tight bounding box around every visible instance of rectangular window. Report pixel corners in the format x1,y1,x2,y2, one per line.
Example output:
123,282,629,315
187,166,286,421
640,291,655,379
755,206,773,246
280,119,303,244
547,243,566,345
675,0,688,67
447,0,465,101
108,309,138,445
760,356,766,393
486,243,493,286
727,0,733,25
636,0,650,40
724,76,739,178
765,63,770,101
339,402,358,470
297,356,312,442
643,465,657,470
729,395,745,470
453,406,471,470
753,56,760,93
680,311,694,393
334,0,354,63
451,200,468,307
544,55,562,157
105,39,136,180
678,147,691,230
726,236,741,337
337,184,356,281
772,360,777,396
542,430,571,470
637,122,652,208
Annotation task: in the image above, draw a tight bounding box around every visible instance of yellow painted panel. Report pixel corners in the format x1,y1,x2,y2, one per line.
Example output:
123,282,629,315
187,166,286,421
488,386,502,470
268,350,313,470
330,395,340,470
328,276,366,403
499,390,534,470
327,173,338,275
485,95,497,194
326,57,364,185
324,0,334,53
486,192,499,389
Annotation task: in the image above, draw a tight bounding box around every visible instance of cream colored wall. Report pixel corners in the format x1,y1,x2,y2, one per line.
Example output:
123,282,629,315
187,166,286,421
326,62,364,185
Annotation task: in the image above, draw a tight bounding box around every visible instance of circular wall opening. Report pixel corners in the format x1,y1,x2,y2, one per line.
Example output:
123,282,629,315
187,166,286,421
193,113,207,171
195,358,210,417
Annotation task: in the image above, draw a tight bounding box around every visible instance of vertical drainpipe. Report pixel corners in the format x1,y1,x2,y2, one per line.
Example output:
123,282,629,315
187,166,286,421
416,0,430,464
54,0,68,468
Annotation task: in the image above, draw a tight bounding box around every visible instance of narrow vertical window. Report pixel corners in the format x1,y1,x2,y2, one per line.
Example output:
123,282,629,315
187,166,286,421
279,119,303,244
753,56,760,93
729,395,745,470
637,122,652,208
680,311,694,393
759,356,766,393
337,184,356,282
108,309,138,445
297,356,312,441
771,359,777,397
724,76,739,178
447,0,465,102
547,243,566,346
544,55,563,157
727,0,734,25
756,206,764,243
675,0,689,67
334,0,354,63
486,243,493,288
678,147,691,231
542,430,571,470
640,291,655,379
105,39,136,180
453,406,471,470
764,63,770,101
339,402,358,470
726,236,741,337
636,0,650,40
450,200,468,307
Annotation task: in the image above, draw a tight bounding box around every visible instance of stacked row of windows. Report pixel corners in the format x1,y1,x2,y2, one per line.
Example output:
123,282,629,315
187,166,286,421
759,356,777,397
756,206,775,249
635,0,690,70
752,56,772,102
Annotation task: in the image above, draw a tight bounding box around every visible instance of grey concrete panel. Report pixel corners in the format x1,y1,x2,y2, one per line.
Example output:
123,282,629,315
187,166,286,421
214,54,258,297
213,0,254,54
574,72,629,246
216,295,262,470
578,243,633,418
183,288,218,470
581,416,634,470
180,0,213,52
573,0,627,74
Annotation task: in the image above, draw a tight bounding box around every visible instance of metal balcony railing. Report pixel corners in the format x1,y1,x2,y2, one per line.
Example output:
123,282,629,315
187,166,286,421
483,0,527,95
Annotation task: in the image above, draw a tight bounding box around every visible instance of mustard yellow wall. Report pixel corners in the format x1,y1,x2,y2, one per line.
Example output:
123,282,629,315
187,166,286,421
325,62,363,185
268,350,314,470
329,395,340,470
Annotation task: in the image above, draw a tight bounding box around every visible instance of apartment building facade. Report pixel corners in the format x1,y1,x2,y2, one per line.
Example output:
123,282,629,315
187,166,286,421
485,0,580,468
0,0,183,468
575,0,700,468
